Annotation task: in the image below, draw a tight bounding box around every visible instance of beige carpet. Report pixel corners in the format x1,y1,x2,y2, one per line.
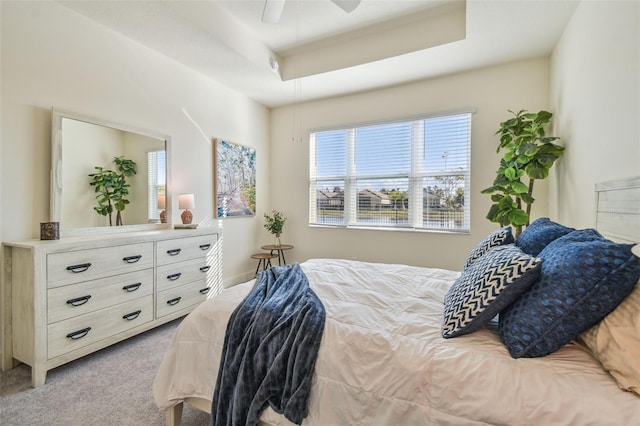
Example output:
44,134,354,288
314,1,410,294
0,318,210,425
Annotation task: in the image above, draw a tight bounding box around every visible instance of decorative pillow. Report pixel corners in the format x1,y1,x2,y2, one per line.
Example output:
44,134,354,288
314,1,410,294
516,217,574,256
578,280,640,395
443,244,542,339
499,229,640,358
462,227,514,270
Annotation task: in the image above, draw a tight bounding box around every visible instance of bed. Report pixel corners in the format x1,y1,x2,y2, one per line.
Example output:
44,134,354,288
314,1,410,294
153,176,640,425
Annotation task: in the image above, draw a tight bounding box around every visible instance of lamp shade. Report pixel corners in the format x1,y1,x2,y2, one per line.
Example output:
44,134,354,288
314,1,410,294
157,194,166,209
178,193,195,210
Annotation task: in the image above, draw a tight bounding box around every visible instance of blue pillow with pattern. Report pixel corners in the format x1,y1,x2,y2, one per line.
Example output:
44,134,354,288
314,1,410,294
499,229,640,358
462,227,514,270
443,244,542,338
516,217,574,256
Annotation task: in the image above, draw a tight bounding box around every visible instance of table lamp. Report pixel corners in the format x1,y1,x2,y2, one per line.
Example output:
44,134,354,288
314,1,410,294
178,193,195,224
157,194,166,223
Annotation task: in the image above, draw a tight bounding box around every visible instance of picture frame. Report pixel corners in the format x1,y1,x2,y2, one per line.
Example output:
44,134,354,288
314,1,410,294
213,138,256,218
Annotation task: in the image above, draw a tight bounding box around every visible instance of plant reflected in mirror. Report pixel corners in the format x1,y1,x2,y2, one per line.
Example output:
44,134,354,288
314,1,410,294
88,156,137,226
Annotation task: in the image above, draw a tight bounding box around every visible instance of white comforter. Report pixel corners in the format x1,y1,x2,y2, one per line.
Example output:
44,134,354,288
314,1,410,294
153,259,640,425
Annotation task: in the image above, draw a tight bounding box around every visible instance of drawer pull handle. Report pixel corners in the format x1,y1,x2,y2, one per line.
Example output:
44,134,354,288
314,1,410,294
66,263,92,273
166,248,181,256
66,327,91,340
199,266,211,273
199,287,211,294
122,310,142,321
66,295,92,306
122,283,142,292
167,297,181,306
122,255,142,264
167,273,182,281
199,244,211,250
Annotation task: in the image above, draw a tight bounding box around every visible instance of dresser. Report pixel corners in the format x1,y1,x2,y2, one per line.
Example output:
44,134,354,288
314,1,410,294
1,228,221,387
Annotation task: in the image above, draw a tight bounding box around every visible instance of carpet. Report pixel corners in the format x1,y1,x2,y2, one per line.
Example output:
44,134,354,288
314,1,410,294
0,318,210,425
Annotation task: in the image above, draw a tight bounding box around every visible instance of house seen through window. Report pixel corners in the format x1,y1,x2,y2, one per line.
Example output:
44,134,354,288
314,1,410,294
309,112,472,232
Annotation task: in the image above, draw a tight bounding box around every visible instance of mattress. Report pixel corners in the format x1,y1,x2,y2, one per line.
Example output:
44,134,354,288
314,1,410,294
153,258,640,425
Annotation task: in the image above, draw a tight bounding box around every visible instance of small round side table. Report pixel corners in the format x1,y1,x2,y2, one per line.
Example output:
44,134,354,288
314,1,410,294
251,252,278,276
260,244,294,266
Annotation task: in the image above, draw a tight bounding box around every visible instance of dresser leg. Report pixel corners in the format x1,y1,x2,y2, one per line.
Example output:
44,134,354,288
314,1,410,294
32,367,47,388
0,351,13,372
1,356,19,372
1,246,14,372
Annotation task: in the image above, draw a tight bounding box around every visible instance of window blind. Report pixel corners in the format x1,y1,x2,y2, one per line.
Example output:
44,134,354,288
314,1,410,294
309,112,471,232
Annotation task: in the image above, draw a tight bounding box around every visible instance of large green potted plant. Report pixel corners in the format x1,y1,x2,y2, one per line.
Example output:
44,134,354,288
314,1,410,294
264,210,286,247
481,110,564,237
89,156,137,226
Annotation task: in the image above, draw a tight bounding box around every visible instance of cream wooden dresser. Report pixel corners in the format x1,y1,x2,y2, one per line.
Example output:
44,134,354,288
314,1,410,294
1,228,221,387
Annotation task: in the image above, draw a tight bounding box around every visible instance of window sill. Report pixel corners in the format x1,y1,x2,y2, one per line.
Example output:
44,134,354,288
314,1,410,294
309,224,469,235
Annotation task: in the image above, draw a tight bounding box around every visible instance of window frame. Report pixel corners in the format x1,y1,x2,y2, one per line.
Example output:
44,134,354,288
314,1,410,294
309,110,473,233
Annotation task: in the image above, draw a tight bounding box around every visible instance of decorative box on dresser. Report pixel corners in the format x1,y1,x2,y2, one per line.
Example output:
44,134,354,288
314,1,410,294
1,228,221,387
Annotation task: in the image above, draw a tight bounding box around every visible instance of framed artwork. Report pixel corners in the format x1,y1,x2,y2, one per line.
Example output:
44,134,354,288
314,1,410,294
214,138,256,218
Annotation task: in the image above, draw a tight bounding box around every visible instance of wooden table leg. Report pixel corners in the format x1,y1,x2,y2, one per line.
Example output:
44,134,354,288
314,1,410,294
166,402,184,426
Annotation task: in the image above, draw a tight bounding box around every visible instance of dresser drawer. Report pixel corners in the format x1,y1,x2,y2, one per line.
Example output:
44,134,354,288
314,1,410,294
47,243,154,288
156,280,212,318
47,269,154,324
47,295,153,359
156,234,217,266
156,258,213,292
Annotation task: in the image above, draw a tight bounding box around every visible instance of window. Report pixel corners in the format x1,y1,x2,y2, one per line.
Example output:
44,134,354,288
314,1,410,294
147,150,166,222
309,112,471,232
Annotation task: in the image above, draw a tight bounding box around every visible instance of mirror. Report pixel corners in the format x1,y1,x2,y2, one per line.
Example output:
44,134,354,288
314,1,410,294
51,108,172,236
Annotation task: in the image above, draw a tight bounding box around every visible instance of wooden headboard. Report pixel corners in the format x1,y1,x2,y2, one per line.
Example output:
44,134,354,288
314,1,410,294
595,176,640,256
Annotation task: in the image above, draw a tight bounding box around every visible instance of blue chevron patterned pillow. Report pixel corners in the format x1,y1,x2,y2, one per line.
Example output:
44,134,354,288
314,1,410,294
462,227,514,270
443,244,542,338
499,229,640,358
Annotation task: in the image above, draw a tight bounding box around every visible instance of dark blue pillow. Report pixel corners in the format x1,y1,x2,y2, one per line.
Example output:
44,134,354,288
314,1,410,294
462,227,514,270
443,244,542,338
499,229,640,358
516,217,574,256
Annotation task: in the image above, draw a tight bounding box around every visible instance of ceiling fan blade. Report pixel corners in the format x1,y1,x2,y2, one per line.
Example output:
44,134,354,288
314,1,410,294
262,0,286,23
331,0,361,14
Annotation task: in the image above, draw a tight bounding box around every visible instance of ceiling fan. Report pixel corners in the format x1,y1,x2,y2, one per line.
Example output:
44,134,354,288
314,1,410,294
262,0,362,24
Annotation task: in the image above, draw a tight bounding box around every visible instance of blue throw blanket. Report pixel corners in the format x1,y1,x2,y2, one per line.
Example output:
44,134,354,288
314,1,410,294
211,263,326,426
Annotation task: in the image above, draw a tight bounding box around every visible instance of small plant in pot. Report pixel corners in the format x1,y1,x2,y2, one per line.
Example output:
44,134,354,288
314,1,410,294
89,156,137,226
264,210,286,247
481,110,564,238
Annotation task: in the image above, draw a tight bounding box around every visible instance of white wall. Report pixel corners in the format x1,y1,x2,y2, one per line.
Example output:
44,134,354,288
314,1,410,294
6,1,633,283
0,1,270,285
550,0,640,228
270,58,550,271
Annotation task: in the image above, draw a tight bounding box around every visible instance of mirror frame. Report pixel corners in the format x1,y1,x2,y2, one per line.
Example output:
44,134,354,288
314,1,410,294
51,108,172,236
